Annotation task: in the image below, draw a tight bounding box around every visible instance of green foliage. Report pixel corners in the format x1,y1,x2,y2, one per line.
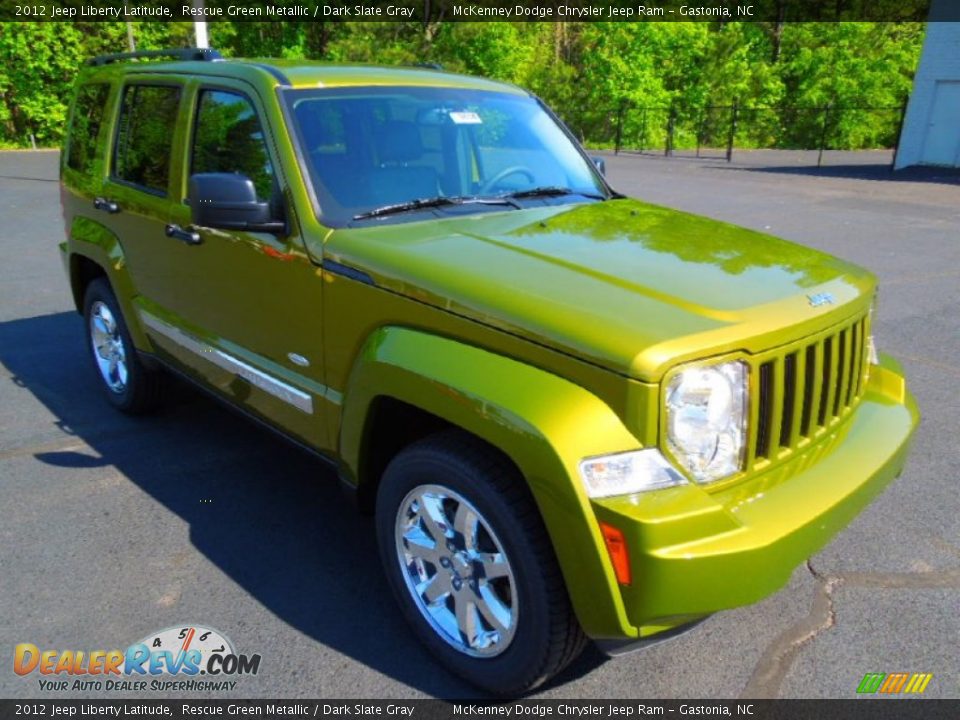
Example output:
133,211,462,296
1,23,93,145
0,20,925,150
774,22,923,148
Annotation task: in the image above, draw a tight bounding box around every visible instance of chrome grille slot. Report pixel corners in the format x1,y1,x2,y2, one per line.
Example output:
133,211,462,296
780,352,797,449
801,345,816,437
834,329,847,417
819,336,833,427
756,361,773,459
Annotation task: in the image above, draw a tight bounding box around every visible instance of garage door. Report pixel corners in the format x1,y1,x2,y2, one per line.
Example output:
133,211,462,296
921,81,960,167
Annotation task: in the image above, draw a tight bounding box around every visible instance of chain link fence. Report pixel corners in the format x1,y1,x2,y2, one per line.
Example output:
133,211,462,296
568,102,908,168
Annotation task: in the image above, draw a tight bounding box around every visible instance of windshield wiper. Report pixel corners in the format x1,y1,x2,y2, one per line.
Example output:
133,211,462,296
353,195,517,221
498,186,607,201
497,185,607,200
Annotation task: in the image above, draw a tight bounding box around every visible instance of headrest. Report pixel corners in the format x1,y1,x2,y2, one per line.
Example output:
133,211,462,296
376,121,423,164
295,103,340,153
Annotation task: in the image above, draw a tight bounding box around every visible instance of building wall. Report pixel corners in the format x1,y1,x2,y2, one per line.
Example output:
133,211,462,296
895,21,960,169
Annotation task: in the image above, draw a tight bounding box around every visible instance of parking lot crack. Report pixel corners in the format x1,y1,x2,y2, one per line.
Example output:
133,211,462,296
743,559,960,698
740,561,840,698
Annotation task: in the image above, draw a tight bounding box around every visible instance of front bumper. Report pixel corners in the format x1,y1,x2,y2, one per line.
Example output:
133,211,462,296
591,353,918,636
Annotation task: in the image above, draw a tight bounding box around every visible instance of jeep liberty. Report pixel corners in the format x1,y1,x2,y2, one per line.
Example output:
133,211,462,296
59,48,918,694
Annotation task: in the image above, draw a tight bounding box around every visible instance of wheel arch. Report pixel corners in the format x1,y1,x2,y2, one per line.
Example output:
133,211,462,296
338,325,641,639
70,253,107,313
65,216,151,350
352,396,454,514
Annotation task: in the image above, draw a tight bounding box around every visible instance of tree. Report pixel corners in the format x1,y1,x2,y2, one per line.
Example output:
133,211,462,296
0,20,927,151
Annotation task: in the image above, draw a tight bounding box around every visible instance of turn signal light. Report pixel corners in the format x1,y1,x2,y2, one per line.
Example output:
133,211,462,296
599,522,632,586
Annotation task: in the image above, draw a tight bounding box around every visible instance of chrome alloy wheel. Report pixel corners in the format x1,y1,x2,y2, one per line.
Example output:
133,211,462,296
395,484,518,657
89,300,128,393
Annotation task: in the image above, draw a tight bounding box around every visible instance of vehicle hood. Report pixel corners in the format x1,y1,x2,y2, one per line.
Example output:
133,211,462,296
318,199,875,381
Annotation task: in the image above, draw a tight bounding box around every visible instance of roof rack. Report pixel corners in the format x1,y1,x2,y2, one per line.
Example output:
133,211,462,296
408,62,444,71
86,48,222,67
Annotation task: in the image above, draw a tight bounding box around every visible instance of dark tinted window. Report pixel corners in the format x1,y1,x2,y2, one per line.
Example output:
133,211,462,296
114,84,181,194
286,87,604,226
67,83,110,174
192,90,274,202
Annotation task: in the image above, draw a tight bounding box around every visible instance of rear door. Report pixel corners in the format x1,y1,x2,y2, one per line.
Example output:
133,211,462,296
100,77,186,307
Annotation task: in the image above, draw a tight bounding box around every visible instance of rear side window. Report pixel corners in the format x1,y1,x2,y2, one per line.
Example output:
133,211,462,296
113,84,181,194
66,83,110,174
191,90,274,202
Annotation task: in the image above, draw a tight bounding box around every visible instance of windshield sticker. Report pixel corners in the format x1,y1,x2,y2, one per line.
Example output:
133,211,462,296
449,111,482,125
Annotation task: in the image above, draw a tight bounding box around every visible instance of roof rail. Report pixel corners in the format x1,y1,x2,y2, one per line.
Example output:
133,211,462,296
408,62,444,71
86,48,222,67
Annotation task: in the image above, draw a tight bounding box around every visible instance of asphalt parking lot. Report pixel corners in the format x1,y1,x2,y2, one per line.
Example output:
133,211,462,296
1,149,957,700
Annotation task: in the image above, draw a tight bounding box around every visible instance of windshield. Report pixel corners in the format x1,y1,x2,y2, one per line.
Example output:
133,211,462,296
283,86,607,226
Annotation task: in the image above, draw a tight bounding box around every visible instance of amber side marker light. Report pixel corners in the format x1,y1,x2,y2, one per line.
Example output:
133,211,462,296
599,522,632,586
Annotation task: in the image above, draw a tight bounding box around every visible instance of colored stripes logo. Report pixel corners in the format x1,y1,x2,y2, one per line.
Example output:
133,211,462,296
857,672,933,694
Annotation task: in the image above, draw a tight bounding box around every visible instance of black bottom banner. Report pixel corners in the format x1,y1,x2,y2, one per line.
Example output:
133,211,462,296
1,700,958,720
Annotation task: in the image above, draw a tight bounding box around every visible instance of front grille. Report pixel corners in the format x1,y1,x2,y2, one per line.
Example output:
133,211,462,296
746,311,870,470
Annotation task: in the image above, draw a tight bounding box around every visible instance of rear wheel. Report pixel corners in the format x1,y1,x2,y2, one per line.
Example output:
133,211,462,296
376,430,586,695
83,278,162,414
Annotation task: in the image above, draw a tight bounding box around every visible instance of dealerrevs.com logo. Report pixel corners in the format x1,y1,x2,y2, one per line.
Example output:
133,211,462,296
14,625,261,692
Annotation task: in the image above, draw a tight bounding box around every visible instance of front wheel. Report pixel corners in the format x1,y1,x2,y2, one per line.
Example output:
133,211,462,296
376,431,586,695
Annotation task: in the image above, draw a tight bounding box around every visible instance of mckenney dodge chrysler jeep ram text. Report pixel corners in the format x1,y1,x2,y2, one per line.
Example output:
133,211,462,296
59,48,918,694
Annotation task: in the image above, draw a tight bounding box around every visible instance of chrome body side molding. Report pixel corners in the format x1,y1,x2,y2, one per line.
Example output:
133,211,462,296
140,311,314,414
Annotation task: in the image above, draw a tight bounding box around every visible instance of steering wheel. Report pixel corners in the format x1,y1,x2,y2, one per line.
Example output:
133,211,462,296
479,166,537,195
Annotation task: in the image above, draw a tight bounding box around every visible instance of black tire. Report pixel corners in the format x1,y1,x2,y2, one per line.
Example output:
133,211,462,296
375,430,586,695
82,277,162,414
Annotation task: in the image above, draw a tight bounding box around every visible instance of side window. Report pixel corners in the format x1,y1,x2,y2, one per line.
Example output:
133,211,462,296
113,84,181,194
66,83,110,174
191,90,274,202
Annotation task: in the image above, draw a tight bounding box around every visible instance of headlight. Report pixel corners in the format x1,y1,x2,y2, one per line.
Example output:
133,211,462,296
579,449,686,498
666,360,748,484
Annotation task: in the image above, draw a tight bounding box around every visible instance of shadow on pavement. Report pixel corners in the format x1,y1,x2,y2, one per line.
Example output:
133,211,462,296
0,310,606,698
708,163,960,186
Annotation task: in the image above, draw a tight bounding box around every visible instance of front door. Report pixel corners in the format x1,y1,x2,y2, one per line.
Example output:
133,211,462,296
154,80,330,451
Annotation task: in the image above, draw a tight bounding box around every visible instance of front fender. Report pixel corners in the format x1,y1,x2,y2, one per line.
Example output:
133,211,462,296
339,326,644,639
65,215,151,350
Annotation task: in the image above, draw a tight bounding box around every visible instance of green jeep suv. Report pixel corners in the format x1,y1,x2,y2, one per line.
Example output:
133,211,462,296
59,48,918,695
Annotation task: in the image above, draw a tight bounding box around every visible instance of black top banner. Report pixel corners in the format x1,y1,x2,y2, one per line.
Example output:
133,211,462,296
2,0,954,23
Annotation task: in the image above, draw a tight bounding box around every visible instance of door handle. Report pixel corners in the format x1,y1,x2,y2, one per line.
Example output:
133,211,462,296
93,197,120,214
165,224,202,245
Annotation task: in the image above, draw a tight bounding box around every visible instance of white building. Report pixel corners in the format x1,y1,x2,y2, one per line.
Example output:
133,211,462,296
895,13,960,169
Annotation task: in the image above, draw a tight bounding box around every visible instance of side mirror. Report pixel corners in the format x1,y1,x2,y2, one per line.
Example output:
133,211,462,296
591,156,606,176
189,173,285,234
